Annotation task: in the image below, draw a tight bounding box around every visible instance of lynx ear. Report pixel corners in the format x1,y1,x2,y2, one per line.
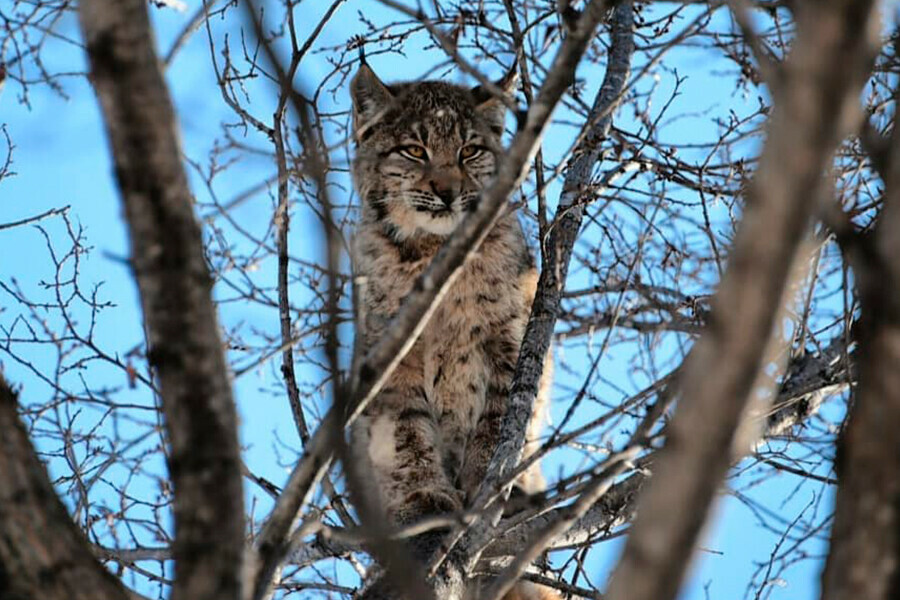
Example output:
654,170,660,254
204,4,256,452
471,67,519,136
351,64,393,138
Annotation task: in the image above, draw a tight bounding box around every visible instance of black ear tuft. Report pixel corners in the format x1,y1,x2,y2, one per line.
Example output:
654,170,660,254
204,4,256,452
350,64,394,140
353,35,367,65
471,66,519,136
470,64,519,104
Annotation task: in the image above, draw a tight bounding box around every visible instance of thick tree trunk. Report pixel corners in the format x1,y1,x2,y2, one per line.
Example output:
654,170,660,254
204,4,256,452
77,2,245,600
822,252,900,599
0,376,132,600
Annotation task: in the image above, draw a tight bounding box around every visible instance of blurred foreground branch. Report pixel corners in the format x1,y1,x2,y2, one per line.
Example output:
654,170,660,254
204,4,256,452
604,2,879,599
78,1,245,599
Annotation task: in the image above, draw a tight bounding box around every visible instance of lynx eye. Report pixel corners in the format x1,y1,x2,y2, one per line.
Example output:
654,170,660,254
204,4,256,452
459,145,483,161
398,145,428,160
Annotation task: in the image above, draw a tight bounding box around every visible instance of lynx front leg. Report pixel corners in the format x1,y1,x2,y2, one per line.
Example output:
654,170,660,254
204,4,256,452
354,382,463,525
458,333,542,506
457,378,509,502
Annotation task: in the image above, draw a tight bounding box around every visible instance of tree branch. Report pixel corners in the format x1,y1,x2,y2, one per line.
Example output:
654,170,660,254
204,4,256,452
463,0,635,560
485,338,854,558
0,205,70,231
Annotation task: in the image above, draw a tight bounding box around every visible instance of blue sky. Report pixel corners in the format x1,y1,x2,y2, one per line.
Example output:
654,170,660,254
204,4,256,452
0,2,840,599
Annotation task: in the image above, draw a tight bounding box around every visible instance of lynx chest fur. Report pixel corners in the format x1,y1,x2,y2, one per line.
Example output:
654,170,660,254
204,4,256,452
348,63,545,527
355,217,535,416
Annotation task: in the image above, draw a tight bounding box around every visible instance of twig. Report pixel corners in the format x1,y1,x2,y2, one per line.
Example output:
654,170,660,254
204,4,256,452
0,205,70,231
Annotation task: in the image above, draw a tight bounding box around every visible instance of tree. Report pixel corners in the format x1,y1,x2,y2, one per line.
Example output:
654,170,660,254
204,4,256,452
0,0,897,599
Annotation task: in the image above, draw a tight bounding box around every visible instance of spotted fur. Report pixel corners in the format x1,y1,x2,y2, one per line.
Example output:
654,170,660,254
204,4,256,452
349,64,558,598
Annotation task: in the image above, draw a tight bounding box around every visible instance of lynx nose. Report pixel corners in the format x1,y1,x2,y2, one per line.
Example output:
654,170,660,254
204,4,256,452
430,181,458,208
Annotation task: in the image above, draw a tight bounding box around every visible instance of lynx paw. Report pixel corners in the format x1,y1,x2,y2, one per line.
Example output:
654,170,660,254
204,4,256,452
503,484,545,516
397,487,463,522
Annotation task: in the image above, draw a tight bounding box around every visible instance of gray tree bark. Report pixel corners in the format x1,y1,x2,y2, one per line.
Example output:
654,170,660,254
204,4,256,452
469,0,635,524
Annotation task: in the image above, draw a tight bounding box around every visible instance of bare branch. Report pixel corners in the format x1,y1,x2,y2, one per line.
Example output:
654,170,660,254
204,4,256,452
486,339,854,558
465,0,636,558
0,205,70,231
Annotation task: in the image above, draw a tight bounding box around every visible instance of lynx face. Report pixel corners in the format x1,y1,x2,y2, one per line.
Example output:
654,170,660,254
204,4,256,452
350,65,511,239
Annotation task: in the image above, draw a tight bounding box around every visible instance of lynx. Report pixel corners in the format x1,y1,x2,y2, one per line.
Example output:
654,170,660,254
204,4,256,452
349,61,557,600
